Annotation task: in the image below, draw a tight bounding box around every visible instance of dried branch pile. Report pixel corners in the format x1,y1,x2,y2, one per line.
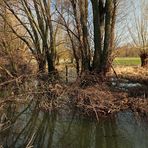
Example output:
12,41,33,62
38,83,66,111
129,98,148,116
68,73,148,120
0,72,148,121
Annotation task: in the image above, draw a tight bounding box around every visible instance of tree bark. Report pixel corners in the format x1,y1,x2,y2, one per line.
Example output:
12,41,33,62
101,0,112,75
91,0,103,72
106,0,117,72
78,0,90,72
140,53,148,68
43,0,56,74
38,58,46,73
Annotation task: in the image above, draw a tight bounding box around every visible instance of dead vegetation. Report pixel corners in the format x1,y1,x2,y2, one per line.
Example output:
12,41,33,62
68,84,128,120
129,98,148,116
67,74,127,120
0,68,148,121
67,73,148,120
110,66,148,85
0,73,67,114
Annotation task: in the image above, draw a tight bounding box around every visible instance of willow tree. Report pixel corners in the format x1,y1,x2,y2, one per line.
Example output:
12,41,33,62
0,0,56,73
67,0,116,75
128,0,148,68
91,0,116,75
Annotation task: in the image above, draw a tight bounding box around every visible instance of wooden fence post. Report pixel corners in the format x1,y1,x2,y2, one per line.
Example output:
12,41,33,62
65,65,68,83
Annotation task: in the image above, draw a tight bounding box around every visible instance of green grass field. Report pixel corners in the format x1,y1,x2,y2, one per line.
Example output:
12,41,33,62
113,57,141,66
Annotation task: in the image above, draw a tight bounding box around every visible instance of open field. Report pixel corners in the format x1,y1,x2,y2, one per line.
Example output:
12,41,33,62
113,57,141,66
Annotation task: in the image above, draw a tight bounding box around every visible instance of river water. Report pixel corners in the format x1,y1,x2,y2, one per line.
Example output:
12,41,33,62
0,101,148,148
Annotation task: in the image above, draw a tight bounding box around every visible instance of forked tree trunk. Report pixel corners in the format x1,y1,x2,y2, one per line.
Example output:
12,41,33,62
91,0,113,76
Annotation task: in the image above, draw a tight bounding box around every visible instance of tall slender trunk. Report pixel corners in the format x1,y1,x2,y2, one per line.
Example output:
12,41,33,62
91,0,103,72
101,0,112,75
70,0,83,74
106,0,117,72
68,34,80,75
79,0,90,71
70,0,90,73
48,14,55,73
43,0,56,74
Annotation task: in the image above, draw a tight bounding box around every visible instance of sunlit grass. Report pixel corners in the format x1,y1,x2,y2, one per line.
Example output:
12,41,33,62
113,57,141,66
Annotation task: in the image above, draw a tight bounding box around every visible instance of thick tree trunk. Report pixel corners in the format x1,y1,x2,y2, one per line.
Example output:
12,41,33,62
140,53,148,68
91,0,103,72
46,50,55,73
91,0,113,76
105,0,117,73
101,0,112,75
38,59,46,73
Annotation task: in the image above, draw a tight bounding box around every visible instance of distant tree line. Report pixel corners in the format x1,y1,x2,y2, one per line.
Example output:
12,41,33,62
115,46,140,57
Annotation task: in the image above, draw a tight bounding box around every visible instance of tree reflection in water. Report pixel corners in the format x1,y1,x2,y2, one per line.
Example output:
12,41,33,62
0,102,148,148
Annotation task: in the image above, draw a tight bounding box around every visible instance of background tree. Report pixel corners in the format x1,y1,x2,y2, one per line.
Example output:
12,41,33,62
128,0,148,67
0,0,56,73
0,1,32,77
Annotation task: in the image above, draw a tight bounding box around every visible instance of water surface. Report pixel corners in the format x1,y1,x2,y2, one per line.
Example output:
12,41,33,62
0,102,148,148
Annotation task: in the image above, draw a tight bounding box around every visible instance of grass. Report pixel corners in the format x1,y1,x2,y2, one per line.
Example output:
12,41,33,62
113,57,141,66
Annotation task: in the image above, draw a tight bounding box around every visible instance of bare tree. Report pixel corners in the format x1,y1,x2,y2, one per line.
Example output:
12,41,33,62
91,0,116,75
56,0,117,76
128,0,148,67
0,0,56,73
0,1,31,77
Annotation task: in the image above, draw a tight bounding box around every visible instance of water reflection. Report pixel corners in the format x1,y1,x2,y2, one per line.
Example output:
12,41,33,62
0,102,148,148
